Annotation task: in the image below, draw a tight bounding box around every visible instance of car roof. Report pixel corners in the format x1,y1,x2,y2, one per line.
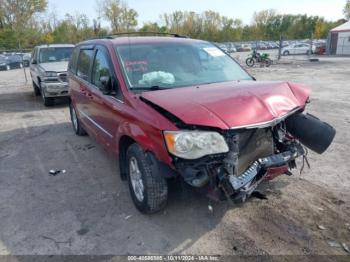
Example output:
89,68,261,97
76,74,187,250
78,36,208,47
36,44,75,49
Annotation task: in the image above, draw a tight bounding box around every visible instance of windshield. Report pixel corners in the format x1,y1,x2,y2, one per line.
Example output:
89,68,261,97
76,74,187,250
39,47,73,63
115,42,252,90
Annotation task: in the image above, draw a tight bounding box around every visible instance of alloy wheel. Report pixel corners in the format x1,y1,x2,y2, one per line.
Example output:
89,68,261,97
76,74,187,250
129,156,144,202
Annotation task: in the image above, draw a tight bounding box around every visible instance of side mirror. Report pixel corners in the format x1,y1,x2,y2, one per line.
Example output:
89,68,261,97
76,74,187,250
99,76,112,95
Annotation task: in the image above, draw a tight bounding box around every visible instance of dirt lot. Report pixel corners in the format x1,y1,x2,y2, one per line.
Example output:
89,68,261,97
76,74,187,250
0,57,350,256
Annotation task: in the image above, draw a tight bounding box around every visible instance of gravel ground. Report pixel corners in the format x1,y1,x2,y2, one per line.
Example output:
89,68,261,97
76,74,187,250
0,56,349,256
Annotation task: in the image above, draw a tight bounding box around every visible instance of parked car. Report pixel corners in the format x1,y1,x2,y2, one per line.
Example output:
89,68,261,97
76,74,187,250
0,55,11,71
21,53,32,67
314,43,326,55
68,35,335,214
282,43,316,55
1,54,24,69
30,44,74,106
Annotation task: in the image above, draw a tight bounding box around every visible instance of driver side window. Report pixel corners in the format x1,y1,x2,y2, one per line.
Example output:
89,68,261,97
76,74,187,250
92,50,111,89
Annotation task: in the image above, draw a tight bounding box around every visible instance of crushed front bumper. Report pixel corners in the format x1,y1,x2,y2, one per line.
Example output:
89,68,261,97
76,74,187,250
174,141,305,201
41,82,69,98
223,144,304,200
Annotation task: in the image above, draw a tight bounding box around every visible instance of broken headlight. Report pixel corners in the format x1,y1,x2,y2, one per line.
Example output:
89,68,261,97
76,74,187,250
164,131,229,159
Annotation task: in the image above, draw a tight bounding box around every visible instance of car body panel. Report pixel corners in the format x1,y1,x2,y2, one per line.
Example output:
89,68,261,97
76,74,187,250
38,61,69,72
140,81,310,129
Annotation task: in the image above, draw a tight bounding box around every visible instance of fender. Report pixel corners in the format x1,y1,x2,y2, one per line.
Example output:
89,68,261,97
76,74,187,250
115,121,173,166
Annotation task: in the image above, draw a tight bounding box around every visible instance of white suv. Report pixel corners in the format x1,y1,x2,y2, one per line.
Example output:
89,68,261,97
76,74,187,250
30,44,74,106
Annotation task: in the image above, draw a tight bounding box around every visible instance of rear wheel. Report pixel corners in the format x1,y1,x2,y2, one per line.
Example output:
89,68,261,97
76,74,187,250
265,58,272,67
69,102,87,136
245,58,255,67
283,50,290,56
126,143,168,214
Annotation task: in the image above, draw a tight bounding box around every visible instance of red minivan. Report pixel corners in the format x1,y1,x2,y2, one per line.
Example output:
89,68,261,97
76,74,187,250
68,34,335,213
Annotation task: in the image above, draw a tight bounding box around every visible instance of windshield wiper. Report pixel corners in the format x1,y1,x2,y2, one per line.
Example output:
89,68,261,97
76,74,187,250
130,86,170,91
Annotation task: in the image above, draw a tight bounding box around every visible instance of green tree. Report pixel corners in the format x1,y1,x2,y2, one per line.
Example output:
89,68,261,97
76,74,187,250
0,0,47,29
98,0,138,32
344,0,350,19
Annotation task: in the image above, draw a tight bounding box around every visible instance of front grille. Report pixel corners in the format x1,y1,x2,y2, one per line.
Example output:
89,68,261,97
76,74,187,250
58,73,68,83
229,128,274,175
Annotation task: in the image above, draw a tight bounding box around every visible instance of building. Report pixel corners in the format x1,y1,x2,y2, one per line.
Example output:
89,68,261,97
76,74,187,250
328,21,350,55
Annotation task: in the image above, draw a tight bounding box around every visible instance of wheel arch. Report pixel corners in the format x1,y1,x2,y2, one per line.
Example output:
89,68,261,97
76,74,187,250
118,135,136,180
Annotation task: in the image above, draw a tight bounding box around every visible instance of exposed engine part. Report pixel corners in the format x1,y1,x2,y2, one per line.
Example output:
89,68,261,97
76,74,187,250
285,113,336,154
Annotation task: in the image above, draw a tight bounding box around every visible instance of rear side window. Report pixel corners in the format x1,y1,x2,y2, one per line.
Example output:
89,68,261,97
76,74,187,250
68,47,79,74
92,50,111,89
77,49,94,81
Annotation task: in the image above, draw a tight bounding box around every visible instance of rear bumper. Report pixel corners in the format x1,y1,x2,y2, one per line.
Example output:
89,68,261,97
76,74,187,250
41,82,69,97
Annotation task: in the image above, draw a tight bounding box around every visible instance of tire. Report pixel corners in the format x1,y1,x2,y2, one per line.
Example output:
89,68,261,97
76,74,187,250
42,91,54,107
40,82,54,106
69,102,87,136
32,81,41,96
265,58,272,67
283,51,290,56
126,143,168,214
246,58,255,67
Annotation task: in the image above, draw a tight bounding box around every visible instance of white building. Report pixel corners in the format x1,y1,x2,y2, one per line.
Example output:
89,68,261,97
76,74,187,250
328,21,350,55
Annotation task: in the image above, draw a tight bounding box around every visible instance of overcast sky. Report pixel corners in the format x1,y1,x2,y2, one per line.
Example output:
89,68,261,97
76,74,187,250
48,0,346,27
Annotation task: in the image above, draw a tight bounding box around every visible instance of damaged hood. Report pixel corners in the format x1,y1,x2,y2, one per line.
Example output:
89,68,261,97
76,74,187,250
39,61,69,72
141,81,310,129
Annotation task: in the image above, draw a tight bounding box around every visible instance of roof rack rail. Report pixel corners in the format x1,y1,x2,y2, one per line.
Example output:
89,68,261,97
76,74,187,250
104,32,188,39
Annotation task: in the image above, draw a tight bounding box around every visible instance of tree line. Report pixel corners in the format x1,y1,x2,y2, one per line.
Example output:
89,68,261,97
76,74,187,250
0,0,349,50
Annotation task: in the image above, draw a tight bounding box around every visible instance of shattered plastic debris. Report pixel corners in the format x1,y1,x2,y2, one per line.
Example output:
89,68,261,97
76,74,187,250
327,240,341,248
49,169,66,176
317,225,326,230
125,215,132,220
342,243,350,253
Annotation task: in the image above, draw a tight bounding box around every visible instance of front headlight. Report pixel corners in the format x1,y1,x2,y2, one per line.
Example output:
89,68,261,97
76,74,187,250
164,131,229,159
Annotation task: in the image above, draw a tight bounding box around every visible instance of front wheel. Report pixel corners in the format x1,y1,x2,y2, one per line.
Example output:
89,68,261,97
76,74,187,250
32,81,41,96
41,89,54,107
246,58,255,67
126,143,168,214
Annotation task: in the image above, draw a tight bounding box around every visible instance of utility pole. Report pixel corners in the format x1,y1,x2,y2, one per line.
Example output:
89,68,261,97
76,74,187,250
278,34,283,60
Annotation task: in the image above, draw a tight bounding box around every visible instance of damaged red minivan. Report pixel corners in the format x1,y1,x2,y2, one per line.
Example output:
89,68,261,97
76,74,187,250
68,34,335,213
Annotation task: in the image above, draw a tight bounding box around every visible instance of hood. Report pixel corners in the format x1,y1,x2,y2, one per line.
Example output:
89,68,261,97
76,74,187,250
141,81,310,130
39,61,68,72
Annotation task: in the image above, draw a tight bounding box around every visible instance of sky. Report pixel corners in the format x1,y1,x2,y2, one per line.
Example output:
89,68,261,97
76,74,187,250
48,0,346,27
